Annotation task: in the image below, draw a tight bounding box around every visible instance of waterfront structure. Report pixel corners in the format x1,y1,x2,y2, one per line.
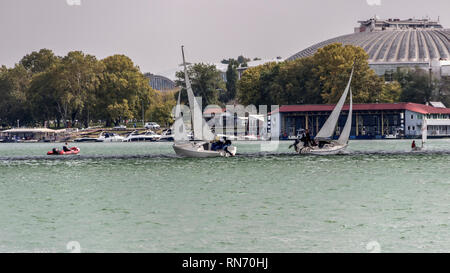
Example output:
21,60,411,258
0,128,62,142
270,102,450,139
144,73,176,91
203,107,267,139
288,17,450,78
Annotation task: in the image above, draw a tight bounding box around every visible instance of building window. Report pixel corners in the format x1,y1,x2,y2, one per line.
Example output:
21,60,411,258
411,115,414,119
413,126,415,130
408,126,410,130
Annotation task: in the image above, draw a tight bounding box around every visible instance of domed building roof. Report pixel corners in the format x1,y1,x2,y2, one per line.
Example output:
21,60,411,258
288,28,450,63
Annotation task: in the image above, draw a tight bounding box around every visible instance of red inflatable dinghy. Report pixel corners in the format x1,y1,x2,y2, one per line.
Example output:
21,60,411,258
47,147,80,155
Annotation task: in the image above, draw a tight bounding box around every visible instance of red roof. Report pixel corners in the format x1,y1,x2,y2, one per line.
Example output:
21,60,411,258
276,103,450,115
203,107,225,115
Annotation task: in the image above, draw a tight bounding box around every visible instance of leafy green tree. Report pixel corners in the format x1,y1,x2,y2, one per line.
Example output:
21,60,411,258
268,57,320,105
2,50,159,128
237,55,250,67
50,51,102,127
310,43,383,103
395,68,434,103
27,69,60,127
107,99,133,125
96,54,155,126
237,43,389,106
379,81,402,103
0,64,32,126
20,49,59,74
437,76,450,107
175,63,224,108
146,91,176,127
236,65,263,106
238,59,318,106
221,62,238,103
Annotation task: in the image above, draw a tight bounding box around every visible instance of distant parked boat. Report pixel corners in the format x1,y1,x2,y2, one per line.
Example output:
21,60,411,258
123,130,161,142
96,132,125,142
74,136,98,142
159,129,174,141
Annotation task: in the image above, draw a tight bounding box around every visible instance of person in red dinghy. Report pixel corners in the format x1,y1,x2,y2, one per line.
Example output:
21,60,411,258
63,142,71,152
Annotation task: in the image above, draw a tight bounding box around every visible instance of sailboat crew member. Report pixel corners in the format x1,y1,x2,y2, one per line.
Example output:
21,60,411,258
223,138,234,156
289,138,301,152
305,129,315,146
211,136,223,151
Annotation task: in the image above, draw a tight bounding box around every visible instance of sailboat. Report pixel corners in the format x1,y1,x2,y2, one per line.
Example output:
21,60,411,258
294,67,354,155
412,117,427,151
172,46,237,158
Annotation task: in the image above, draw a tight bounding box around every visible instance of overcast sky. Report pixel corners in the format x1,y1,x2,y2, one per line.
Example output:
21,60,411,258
1,0,449,74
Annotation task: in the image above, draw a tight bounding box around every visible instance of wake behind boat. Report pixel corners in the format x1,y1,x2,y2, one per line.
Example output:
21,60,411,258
292,66,354,155
172,46,237,158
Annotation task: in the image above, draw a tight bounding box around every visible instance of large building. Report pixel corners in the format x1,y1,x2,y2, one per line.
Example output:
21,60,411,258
288,17,450,78
144,73,176,91
270,102,450,139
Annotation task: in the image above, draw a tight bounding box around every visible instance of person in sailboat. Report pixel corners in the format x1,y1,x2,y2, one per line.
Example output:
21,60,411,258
298,129,313,148
211,136,224,151
222,138,234,156
289,138,300,148
290,129,304,151
305,129,316,147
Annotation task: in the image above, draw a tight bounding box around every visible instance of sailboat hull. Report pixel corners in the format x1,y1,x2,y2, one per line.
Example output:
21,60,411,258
173,143,237,158
296,142,347,155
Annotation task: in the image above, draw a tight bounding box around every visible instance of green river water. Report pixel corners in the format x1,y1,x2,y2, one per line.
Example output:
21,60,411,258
0,140,449,252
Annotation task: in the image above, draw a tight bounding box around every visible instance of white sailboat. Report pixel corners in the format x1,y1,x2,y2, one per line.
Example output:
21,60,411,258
295,67,354,155
412,118,427,151
422,118,428,148
172,46,237,158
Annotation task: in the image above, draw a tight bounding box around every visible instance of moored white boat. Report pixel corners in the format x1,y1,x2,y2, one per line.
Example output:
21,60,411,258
123,130,161,142
96,132,125,142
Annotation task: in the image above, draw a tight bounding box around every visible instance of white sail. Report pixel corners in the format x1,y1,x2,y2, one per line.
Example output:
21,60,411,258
337,88,352,145
173,89,189,144
181,46,215,141
421,118,428,145
315,67,354,140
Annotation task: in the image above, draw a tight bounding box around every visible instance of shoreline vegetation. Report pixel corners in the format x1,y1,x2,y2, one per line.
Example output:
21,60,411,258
0,49,176,130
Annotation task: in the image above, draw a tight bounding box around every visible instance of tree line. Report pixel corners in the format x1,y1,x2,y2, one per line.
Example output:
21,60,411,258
237,43,448,106
0,49,175,128
175,43,448,111
2,45,448,128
